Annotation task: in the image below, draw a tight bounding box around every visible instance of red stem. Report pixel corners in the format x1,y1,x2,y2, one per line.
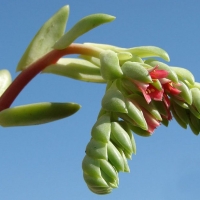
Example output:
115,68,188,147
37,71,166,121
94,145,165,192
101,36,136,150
0,43,102,111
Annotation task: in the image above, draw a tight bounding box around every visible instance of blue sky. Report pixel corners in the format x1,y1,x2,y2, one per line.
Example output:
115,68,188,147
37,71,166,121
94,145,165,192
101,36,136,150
1,0,200,200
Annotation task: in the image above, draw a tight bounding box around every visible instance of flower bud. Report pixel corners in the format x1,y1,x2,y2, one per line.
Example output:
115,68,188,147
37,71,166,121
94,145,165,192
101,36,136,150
101,81,127,113
121,61,152,83
100,50,123,80
91,113,111,143
85,139,107,160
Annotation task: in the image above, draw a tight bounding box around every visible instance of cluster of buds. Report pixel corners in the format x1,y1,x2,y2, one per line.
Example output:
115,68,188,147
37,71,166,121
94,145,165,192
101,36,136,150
81,44,200,194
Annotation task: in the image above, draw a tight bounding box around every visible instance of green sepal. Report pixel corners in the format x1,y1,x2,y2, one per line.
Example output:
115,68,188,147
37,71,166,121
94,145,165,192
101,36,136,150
99,159,119,183
53,14,115,49
170,96,189,109
118,121,136,155
83,173,109,188
87,185,112,194
43,58,105,83
111,122,133,154
171,105,187,129
85,138,107,160
188,112,200,135
100,170,118,188
152,100,169,118
121,61,152,83
17,5,69,71
0,69,12,97
190,88,200,113
129,124,151,137
0,102,80,127
82,155,101,178
107,141,124,172
91,113,111,143
170,66,195,85
145,59,178,83
125,99,148,130
100,50,123,80
174,81,192,105
171,101,189,124
118,148,130,173
101,81,127,113
129,94,162,121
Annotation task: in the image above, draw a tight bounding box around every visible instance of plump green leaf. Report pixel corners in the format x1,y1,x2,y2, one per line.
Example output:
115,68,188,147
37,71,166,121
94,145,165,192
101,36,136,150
53,13,115,49
0,102,80,127
43,58,105,83
17,5,70,71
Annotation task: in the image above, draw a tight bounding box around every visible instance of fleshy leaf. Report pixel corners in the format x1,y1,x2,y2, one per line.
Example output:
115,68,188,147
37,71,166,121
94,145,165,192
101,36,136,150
43,58,105,83
53,13,115,49
0,102,80,127
17,5,70,71
170,66,195,85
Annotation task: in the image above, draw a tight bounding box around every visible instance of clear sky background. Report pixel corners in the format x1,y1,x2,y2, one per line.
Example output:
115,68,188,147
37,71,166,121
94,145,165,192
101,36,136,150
1,1,200,200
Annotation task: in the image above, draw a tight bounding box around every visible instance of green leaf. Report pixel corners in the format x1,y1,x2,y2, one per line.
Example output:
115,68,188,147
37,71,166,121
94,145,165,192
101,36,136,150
0,102,80,127
17,5,70,71
53,13,115,49
127,46,170,62
170,66,195,85
43,58,105,83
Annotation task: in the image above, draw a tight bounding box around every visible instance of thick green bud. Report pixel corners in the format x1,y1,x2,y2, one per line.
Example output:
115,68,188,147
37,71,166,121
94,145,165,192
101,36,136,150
91,113,111,143
83,173,109,188
118,148,130,172
100,50,123,80
121,61,152,83
0,69,12,96
111,122,133,155
102,81,127,113
85,139,107,160
0,102,80,127
100,170,118,188
82,155,101,178
118,121,136,155
125,99,148,130
99,159,119,183
107,141,124,172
